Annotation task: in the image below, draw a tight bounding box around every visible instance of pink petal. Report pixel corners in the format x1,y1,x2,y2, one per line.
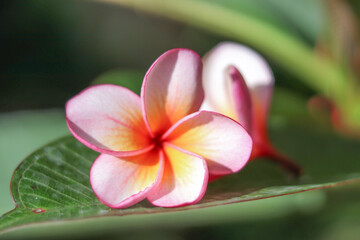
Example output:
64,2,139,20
90,150,164,208
147,144,208,207
228,66,252,134
66,84,153,156
163,111,253,176
142,48,204,136
201,42,274,124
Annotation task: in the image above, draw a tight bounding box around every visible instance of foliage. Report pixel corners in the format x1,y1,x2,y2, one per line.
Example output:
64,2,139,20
1,89,360,236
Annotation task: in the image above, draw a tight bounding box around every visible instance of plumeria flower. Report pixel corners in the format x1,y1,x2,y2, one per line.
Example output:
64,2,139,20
66,49,253,208
201,42,301,176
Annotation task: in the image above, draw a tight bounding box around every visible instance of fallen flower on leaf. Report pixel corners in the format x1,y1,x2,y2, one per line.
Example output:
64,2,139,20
66,48,253,208
201,42,301,176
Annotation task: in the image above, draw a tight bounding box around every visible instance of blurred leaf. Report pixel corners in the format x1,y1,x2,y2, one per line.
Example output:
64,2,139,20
317,203,360,240
100,0,346,103
271,88,311,123
1,120,360,234
92,69,145,95
0,110,68,213
203,0,324,42
263,0,324,41
317,0,360,107
320,0,360,66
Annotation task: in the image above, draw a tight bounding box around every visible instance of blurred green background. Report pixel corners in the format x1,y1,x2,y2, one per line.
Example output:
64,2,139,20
1,0,360,239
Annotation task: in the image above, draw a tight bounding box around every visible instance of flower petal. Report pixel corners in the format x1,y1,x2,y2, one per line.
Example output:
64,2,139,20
163,111,252,176
147,144,208,207
66,84,153,156
227,66,252,133
201,42,274,123
90,150,164,208
142,48,204,136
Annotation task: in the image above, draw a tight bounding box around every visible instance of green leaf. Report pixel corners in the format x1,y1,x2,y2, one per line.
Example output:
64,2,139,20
0,110,68,213
1,118,360,235
259,0,325,41
92,69,144,95
189,0,324,42
97,0,346,103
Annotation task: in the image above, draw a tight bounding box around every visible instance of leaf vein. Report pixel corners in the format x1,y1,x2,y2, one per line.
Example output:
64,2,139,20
28,167,94,201
32,161,93,192
21,177,82,204
21,193,63,205
46,153,90,178
60,144,94,164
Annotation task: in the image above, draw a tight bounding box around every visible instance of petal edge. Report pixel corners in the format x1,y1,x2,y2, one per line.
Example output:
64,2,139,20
147,144,208,207
141,48,204,136
66,84,153,157
163,111,253,176
90,150,164,209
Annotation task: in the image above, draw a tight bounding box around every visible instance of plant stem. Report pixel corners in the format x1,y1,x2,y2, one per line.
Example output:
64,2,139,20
261,145,303,178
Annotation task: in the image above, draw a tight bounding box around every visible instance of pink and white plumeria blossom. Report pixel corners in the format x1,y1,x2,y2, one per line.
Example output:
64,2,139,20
66,48,253,208
201,42,301,176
